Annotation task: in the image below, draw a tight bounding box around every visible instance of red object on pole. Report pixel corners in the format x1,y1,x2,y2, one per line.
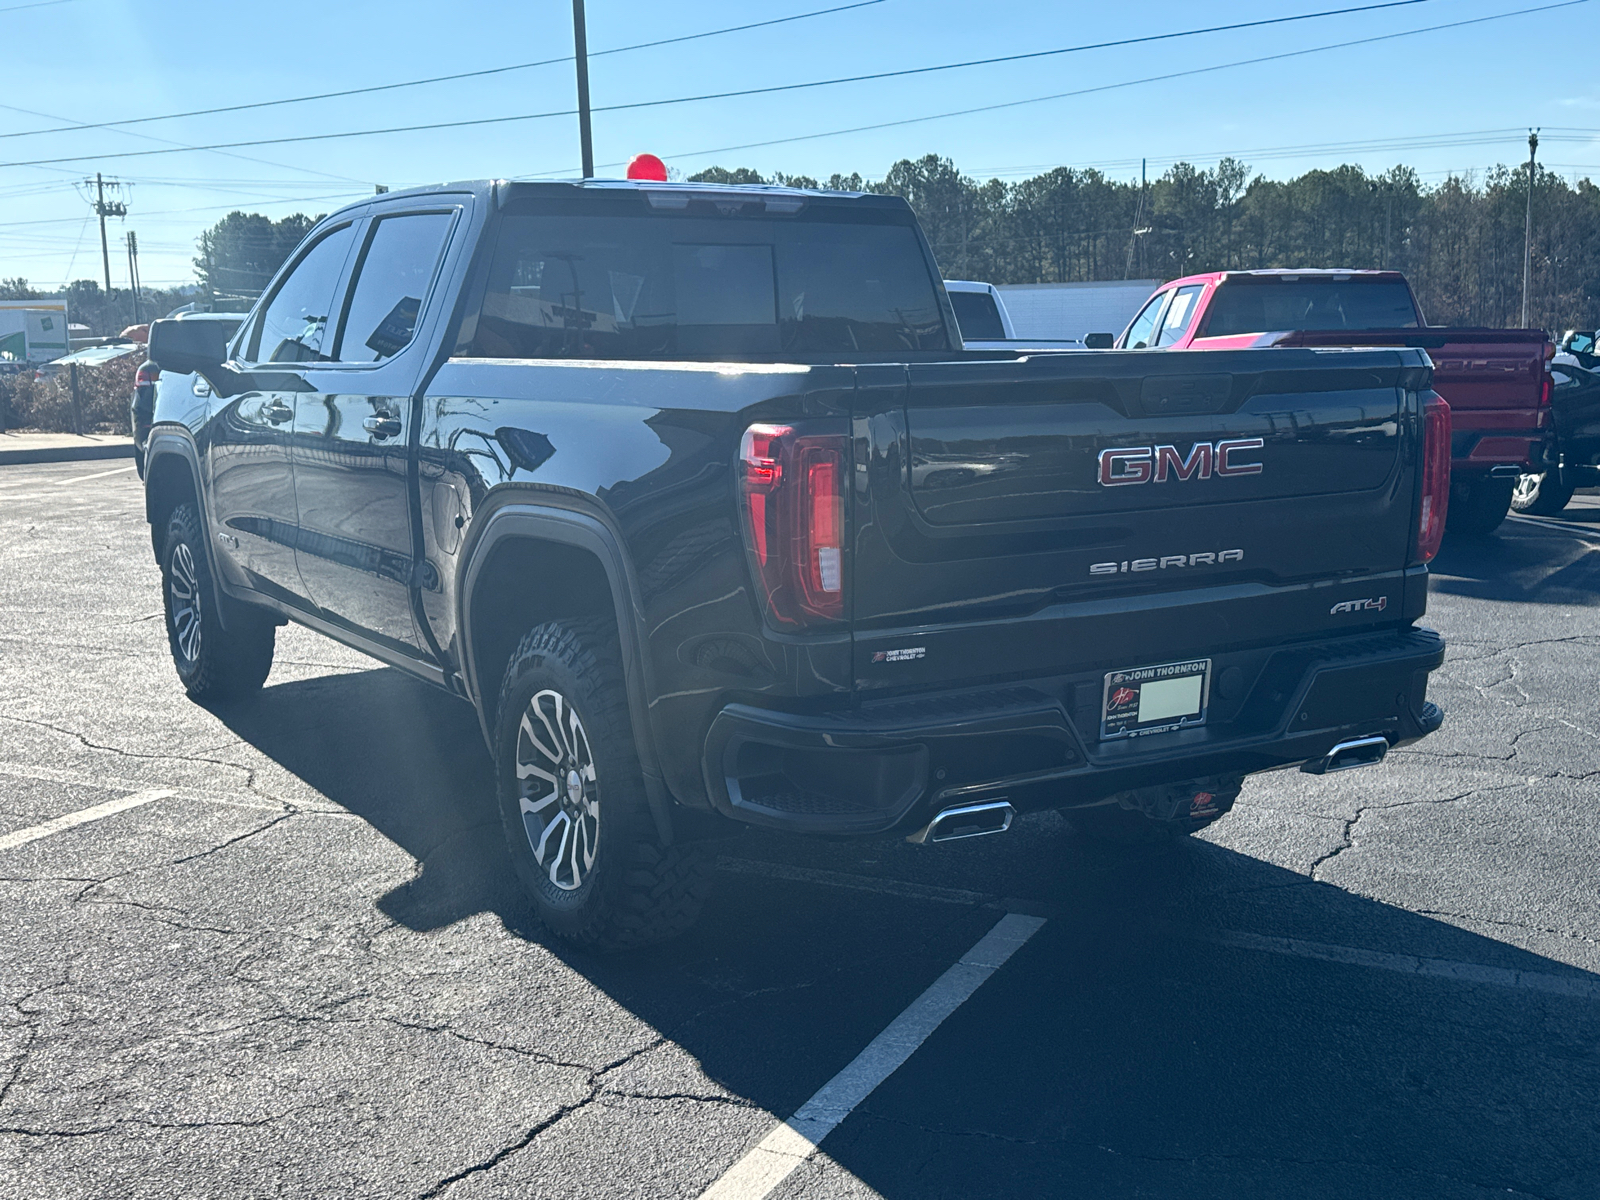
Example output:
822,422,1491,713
626,154,668,182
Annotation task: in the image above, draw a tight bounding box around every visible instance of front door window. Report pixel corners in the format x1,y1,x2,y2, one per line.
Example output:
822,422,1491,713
1121,291,1169,349
248,224,357,363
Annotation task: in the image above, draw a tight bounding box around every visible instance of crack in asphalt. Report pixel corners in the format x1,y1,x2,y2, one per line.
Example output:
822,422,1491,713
407,1038,708,1200
0,1105,315,1139
1307,784,1524,881
1415,908,1600,948
0,713,281,804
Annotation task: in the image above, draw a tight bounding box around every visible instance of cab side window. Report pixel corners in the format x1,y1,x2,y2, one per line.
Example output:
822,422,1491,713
335,211,456,362
1155,285,1204,347
248,223,357,364
1121,291,1169,349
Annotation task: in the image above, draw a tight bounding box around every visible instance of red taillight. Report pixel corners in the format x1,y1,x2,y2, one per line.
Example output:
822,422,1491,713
135,363,160,386
1539,373,1553,408
739,422,847,626
1416,392,1451,564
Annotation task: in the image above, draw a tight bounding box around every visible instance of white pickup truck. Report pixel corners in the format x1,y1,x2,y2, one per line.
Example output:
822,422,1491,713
943,280,1081,352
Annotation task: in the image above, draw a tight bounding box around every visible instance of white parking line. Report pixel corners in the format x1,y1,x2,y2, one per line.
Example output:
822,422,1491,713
697,912,1046,1200
719,856,1600,1003
1204,928,1600,1000
0,789,175,852
50,464,136,485
1506,513,1600,545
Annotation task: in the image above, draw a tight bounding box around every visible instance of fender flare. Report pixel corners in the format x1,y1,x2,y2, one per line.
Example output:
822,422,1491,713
457,500,674,845
143,429,240,633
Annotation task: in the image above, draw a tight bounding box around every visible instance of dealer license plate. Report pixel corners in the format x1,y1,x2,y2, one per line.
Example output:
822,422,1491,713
1100,658,1211,740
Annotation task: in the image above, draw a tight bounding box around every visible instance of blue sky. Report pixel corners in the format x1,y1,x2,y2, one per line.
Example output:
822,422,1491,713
1,0,1597,293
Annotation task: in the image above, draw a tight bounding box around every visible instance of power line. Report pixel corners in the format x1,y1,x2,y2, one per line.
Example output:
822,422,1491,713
588,0,1592,177
0,190,365,231
0,0,1505,171
0,0,888,143
965,129,1598,179
0,100,371,186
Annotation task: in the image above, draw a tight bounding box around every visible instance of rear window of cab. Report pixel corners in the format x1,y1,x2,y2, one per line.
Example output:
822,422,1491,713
466,199,951,360
1202,279,1419,336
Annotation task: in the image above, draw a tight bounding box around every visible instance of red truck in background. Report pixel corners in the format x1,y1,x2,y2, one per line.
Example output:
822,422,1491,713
1107,269,1553,535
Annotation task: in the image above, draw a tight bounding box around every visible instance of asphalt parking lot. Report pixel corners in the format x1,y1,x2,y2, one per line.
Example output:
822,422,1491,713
2,460,1598,1199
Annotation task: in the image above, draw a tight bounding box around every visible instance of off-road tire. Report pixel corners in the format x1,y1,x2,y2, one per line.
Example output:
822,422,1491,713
1511,470,1574,516
161,503,275,701
1446,477,1513,537
494,618,711,951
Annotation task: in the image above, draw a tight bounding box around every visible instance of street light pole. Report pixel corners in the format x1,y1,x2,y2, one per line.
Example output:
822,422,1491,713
572,0,595,179
1521,129,1538,329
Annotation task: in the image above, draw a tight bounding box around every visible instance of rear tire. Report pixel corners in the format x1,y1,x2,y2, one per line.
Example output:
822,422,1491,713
161,503,274,701
1511,470,1574,516
1446,477,1513,537
494,618,711,951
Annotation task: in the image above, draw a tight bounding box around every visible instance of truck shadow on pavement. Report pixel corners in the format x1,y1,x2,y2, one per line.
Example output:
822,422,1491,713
1429,517,1600,607
215,669,1600,1198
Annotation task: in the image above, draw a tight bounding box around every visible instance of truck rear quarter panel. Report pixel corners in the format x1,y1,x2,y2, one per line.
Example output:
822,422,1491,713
418,357,854,807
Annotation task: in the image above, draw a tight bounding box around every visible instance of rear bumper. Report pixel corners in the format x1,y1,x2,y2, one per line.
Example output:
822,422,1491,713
1451,412,1551,475
701,627,1446,836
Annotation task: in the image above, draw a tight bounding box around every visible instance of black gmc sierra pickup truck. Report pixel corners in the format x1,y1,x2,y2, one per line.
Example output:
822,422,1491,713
143,178,1449,949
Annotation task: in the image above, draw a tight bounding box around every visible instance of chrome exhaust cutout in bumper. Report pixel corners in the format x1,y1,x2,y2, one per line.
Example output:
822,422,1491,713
908,800,1015,845
1301,735,1390,775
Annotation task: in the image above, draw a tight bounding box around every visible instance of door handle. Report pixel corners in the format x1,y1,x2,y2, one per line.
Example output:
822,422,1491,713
364,414,402,439
263,399,293,424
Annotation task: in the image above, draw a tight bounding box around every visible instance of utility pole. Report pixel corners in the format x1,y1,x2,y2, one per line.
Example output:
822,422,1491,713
571,0,594,178
1125,158,1148,280
1521,129,1538,329
126,232,142,324
89,173,127,293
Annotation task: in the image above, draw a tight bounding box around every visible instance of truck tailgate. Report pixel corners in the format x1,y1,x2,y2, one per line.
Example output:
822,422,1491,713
851,347,1431,691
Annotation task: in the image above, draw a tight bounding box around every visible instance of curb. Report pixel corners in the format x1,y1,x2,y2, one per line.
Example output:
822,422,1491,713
0,442,135,466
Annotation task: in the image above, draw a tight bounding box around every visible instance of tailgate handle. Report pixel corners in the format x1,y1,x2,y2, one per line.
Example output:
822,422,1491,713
1140,373,1234,415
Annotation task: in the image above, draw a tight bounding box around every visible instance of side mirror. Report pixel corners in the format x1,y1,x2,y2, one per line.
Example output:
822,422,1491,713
1084,332,1115,350
148,318,230,377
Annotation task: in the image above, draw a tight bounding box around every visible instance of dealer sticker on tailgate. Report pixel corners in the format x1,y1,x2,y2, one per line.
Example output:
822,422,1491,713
1101,659,1211,740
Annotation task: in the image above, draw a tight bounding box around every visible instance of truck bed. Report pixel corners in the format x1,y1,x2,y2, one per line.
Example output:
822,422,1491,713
1273,328,1549,477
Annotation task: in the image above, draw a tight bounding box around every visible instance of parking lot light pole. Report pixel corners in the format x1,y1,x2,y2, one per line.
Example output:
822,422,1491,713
572,0,594,179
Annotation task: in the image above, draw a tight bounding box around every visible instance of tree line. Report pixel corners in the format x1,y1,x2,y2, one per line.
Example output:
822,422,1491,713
694,156,1600,331
7,155,1596,336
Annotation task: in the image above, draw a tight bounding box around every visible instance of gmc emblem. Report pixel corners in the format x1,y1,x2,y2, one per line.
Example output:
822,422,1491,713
1098,439,1265,487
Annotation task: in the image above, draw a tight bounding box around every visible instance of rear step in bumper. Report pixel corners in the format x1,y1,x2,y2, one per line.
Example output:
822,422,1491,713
701,628,1446,837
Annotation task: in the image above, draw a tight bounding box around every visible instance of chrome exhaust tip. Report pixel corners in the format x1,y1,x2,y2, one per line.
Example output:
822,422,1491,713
908,800,1015,845
1301,735,1389,775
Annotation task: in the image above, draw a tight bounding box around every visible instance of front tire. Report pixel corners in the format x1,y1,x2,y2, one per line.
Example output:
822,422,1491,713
1511,470,1574,516
1446,476,1513,537
494,619,711,951
161,503,274,701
